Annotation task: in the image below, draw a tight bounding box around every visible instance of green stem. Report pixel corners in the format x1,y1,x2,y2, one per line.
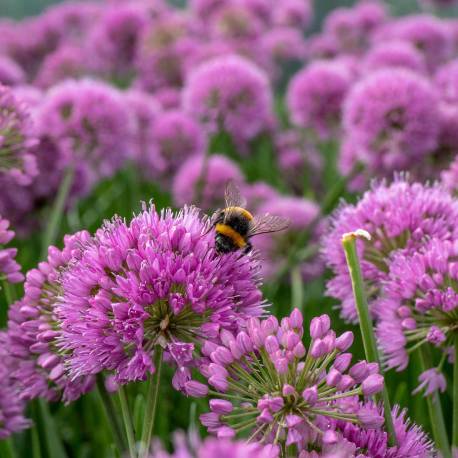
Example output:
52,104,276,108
341,232,397,447
36,399,67,458
290,266,303,312
118,387,137,458
418,346,450,458
454,337,458,450
139,348,163,458
40,167,74,260
96,375,126,454
0,439,16,458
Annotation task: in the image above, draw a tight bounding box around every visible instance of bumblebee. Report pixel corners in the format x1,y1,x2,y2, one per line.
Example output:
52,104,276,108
211,181,290,254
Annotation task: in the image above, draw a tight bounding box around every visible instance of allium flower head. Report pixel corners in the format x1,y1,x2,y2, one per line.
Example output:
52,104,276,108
8,231,94,403
151,432,278,458
0,83,38,185
88,5,148,75
340,69,439,186
254,196,322,280
272,0,313,29
363,40,426,73
287,60,352,139
173,154,244,211
136,13,198,91
435,59,458,104
323,178,458,322
0,55,25,86
124,89,162,165
441,155,458,195
329,402,433,457
0,332,31,439
36,79,132,190
148,110,206,179
375,15,452,70
56,205,265,385
377,239,458,391
323,1,386,54
34,44,88,89
0,215,23,284
199,309,384,452
183,55,273,142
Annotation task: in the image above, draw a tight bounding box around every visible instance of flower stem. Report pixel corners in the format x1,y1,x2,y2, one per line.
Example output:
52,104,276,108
0,439,16,458
118,386,137,458
40,167,74,260
418,346,451,458
139,348,163,458
290,266,303,312
454,336,458,451
96,375,126,454
341,231,397,447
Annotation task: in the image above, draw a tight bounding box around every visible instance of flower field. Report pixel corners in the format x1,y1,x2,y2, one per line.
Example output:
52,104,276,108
0,0,458,457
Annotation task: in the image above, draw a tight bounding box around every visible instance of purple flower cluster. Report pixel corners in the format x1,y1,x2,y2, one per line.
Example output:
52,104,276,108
323,178,458,322
0,84,37,185
182,55,273,144
56,205,265,385
7,231,94,403
0,332,30,439
376,239,458,392
173,154,244,211
0,215,23,284
199,309,386,452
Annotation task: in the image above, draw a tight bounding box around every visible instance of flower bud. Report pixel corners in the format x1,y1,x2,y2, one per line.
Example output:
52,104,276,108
326,368,342,387
310,314,330,339
361,373,384,396
185,381,209,397
335,331,354,351
265,335,279,354
349,361,370,383
258,409,273,423
310,339,327,358
302,386,318,405
210,399,233,414
289,308,303,328
333,353,352,372
217,426,235,438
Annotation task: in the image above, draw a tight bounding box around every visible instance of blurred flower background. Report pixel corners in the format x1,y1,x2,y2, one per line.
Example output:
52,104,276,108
1,0,458,457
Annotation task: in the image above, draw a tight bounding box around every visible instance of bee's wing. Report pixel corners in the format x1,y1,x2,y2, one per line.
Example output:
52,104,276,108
224,180,246,208
248,213,290,237
224,180,247,223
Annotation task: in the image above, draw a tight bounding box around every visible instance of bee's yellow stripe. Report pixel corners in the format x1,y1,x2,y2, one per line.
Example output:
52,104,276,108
215,223,247,248
224,206,253,221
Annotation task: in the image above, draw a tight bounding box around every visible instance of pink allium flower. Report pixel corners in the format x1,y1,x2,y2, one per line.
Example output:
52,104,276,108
7,231,94,403
377,239,458,393
331,403,433,457
172,154,244,211
276,130,323,194
272,0,313,29
11,85,43,108
88,5,148,76
124,89,162,166
435,59,458,104
151,433,278,458
340,69,439,187
0,215,23,284
36,79,132,191
363,40,426,73
199,309,384,451
323,179,458,323
0,332,31,439
254,196,323,280
287,60,352,139
0,55,25,86
323,1,386,54
183,55,273,142
56,205,265,385
34,44,89,89
190,0,230,20
0,84,38,185
136,13,199,91
375,15,453,70
441,155,458,194
148,110,207,180
242,181,279,213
